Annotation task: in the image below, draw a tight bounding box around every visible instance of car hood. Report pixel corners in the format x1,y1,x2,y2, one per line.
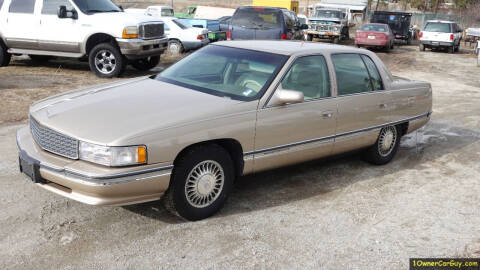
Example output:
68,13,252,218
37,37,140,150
29,77,244,145
87,12,162,25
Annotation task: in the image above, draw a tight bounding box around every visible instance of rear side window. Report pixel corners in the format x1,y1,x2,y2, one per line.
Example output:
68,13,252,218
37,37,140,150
42,0,72,15
424,22,451,33
332,54,373,95
361,55,384,90
9,0,36,13
281,55,331,100
233,8,282,29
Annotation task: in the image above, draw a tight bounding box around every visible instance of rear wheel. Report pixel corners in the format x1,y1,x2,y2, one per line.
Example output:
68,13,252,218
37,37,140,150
448,45,455,54
167,40,183,56
131,56,160,71
163,144,234,221
0,41,11,67
364,125,401,165
385,43,391,52
88,43,126,78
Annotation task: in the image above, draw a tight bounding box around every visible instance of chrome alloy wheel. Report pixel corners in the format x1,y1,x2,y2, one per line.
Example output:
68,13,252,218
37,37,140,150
168,42,181,55
378,126,397,157
185,160,225,208
94,49,116,74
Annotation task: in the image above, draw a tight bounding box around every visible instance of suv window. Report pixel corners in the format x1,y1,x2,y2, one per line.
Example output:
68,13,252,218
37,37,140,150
332,54,373,95
9,0,36,13
361,55,384,90
232,8,282,29
42,0,72,15
283,11,295,30
424,22,451,33
281,55,331,100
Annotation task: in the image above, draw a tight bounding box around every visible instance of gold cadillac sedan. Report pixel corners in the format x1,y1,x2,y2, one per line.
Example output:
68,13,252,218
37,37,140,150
17,41,432,220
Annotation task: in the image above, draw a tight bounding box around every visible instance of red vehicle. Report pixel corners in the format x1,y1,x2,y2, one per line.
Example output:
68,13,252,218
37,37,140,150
355,23,394,52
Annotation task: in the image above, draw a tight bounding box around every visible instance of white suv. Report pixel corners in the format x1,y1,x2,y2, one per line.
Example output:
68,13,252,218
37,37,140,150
419,20,463,53
0,0,168,77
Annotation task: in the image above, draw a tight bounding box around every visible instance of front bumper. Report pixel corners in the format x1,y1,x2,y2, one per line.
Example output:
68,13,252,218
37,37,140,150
305,30,340,39
116,37,168,60
420,40,453,47
355,37,388,47
16,126,172,206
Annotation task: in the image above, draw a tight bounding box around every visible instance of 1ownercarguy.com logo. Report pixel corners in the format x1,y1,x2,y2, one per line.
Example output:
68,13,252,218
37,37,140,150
410,258,480,270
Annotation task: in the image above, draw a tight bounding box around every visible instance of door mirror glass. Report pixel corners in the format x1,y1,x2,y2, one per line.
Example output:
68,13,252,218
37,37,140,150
57,5,77,19
269,88,304,106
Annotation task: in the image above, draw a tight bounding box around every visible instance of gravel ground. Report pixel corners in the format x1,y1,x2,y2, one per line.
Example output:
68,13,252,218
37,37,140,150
1,44,480,269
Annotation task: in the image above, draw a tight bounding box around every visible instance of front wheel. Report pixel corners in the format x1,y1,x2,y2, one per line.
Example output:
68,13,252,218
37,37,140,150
88,43,126,78
0,41,11,67
364,126,401,165
164,144,234,221
131,56,160,71
167,40,183,56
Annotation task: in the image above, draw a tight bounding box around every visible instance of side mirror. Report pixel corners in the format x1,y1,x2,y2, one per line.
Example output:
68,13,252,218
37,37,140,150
58,5,78,19
269,88,304,107
57,5,67,18
300,24,309,30
118,5,124,11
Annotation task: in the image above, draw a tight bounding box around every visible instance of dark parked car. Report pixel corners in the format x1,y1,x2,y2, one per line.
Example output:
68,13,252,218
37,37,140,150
230,6,307,40
370,11,412,44
218,16,232,32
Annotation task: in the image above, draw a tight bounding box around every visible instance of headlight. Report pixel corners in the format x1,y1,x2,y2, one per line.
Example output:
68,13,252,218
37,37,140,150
122,26,139,39
79,141,147,166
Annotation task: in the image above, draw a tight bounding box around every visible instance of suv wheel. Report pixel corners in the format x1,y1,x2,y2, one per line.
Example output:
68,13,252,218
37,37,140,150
364,125,401,165
131,56,160,71
448,45,455,54
0,41,11,67
88,43,126,78
164,144,234,221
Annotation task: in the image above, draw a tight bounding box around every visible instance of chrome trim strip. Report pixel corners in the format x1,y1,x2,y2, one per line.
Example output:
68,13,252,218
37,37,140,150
244,112,431,157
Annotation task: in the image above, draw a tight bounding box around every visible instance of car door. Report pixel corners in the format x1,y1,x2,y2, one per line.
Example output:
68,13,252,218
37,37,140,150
253,55,337,172
4,0,40,49
331,53,392,155
37,0,81,53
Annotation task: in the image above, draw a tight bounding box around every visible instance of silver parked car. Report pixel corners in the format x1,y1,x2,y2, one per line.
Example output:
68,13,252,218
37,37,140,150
17,41,432,220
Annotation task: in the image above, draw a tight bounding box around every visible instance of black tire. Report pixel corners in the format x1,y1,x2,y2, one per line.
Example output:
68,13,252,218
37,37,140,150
167,40,183,55
88,43,126,78
448,45,454,54
0,41,11,67
29,55,53,63
164,144,234,221
131,56,160,71
333,37,340,44
391,42,394,50
364,125,401,165
419,43,425,51
385,44,391,52
306,34,313,41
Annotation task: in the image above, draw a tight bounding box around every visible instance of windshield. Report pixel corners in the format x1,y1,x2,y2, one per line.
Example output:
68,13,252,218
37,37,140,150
360,24,388,32
173,19,190,29
162,8,174,16
232,8,282,29
424,22,451,33
315,10,341,19
155,45,288,101
73,0,121,14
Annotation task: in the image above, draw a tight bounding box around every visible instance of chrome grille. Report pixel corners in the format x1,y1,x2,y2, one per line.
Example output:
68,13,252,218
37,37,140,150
30,117,79,159
140,23,164,39
316,25,332,31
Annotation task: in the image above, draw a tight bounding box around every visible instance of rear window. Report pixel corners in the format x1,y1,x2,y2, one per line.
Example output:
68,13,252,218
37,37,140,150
233,8,282,29
173,19,189,29
360,24,388,32
424,22,451,33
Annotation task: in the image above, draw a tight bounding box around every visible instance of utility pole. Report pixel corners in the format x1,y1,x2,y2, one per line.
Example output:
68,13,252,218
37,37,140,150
171,0,174,8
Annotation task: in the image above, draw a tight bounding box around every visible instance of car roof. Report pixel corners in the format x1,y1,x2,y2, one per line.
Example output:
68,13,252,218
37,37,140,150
426,20,456,24
214,40,366,56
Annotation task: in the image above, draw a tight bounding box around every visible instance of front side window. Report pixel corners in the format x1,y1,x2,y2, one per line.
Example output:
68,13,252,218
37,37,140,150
424,22,451,33
42,0,72,15
156,45,288,101
361,55,384,91
281,55,331,100
72,0,120,14
332,54,373,95
9,0,36,14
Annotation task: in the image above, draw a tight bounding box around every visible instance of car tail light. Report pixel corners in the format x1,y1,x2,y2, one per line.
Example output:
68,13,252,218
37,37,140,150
450,34,454,40
197,34,203,40
280,33,287,40
419,32,423,38
227,30,231,40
